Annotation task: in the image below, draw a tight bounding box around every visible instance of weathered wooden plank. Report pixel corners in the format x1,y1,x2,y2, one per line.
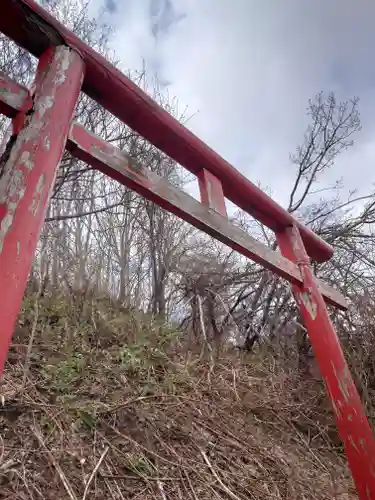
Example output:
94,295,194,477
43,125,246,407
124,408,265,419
67,123,347,310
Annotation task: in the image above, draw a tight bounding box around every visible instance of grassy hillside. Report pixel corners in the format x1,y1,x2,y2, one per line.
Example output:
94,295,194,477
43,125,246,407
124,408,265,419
0,291,357,499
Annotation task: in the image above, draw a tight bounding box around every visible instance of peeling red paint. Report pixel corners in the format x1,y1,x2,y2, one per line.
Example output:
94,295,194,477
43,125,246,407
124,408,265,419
0,45,84,375
29,173,45,215
277,226,375,499
332,362,355,404
297,290,317,320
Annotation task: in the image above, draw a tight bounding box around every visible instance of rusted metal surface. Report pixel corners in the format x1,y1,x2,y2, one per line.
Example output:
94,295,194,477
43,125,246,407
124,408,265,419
198,168,227,217
0,45,84,374
276,226,375,500
0,72,32,118
0,0,333,262
68,123,347,310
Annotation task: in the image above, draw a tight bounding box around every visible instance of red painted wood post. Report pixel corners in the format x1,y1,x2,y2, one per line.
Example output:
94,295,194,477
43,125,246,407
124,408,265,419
0,45,84,375
276,225,375,500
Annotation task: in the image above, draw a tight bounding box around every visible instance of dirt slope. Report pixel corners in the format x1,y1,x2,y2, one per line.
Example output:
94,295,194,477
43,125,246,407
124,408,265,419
0,293,356,499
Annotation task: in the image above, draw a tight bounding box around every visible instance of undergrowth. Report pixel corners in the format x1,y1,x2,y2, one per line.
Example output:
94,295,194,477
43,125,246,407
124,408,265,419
0,291,357,499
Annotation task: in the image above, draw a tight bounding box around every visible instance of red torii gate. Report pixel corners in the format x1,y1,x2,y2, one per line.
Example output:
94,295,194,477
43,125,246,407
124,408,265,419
0,1,374,497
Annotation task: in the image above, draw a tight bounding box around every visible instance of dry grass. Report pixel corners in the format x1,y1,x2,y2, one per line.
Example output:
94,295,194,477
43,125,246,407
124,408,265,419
0,291,357,499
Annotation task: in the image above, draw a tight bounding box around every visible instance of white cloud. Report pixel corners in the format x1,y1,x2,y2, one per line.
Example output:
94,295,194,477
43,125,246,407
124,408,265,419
95,0,375,207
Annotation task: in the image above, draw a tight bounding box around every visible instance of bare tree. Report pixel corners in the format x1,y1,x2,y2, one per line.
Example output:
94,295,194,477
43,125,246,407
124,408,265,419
179,91,369,355
288,92,361,213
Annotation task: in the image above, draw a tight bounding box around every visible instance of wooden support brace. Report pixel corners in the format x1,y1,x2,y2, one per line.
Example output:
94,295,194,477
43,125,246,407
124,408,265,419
198,168,227,217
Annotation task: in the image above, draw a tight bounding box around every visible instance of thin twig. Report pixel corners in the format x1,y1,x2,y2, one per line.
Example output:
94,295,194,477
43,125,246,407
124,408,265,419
197,294,214,379
197,295,212,353
208,289,240,338
157,480,167,500
22,293,40,389
33,427,78,500
0,433,4,464
82,447,109,500
200,449,242,500
182,469,199,500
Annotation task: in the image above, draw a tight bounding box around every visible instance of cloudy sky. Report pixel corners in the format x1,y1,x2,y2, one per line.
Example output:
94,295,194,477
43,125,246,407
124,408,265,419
89,0,375,207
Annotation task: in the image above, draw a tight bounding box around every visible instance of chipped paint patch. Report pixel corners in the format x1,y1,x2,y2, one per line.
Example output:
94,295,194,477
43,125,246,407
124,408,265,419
43,135,51,151
15,114,43,146
348,435,360,454
36,95,54,120
0,211,14,253
332,362,353,404
298,290,317,320
19,151,34,170
52,46,75,86
206,177,213,206
29,174,45,216
0,163,27,252
326,382,342,419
